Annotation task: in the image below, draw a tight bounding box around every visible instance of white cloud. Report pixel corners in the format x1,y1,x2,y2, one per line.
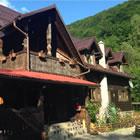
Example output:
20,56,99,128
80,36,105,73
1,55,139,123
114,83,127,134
0,0,18,12
0,0,14,8
0,0,29,14
20,7,29,13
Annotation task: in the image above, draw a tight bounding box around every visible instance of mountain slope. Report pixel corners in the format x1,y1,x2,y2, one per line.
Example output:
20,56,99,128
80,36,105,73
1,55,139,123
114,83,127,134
68,0,140,102
68,0,140,49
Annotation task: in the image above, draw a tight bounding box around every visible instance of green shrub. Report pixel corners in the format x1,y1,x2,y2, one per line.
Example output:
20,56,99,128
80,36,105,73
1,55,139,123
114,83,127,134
107,103,119,124
87,102,120,125
86,100,100,123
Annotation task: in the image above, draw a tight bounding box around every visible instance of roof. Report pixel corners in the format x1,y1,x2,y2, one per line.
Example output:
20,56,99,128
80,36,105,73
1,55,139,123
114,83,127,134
72,37,95,51
0,5,20,29
72,37,101,52
105,48,113,58
85,63,131,79
72,37,102,59
0,5,84,64
108,52,127,65
0,5,56,30
0,69,98,87
19,5,56,20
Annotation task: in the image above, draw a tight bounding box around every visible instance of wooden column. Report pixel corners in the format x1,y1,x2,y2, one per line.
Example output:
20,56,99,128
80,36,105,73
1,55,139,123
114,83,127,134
46,21,52,56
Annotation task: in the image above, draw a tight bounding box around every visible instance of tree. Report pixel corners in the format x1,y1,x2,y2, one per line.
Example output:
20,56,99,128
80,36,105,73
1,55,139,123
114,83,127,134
121,42,140,102
129,14,140,48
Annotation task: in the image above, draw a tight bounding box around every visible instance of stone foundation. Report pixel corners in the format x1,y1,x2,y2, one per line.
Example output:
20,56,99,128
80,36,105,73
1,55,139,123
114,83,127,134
48,121,87,140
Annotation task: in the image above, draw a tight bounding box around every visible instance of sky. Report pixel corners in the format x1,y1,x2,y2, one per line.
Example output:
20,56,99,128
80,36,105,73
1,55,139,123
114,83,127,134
0,0,128,24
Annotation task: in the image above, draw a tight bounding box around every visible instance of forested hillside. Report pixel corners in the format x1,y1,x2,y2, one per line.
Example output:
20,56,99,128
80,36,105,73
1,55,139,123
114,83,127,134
68,0,140,102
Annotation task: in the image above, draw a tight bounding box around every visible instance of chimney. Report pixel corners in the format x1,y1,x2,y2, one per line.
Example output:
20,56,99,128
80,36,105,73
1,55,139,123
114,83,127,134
98,41,109,120
98,41,107,68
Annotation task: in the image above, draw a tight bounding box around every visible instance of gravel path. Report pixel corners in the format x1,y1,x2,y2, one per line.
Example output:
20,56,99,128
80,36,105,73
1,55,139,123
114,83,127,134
73,127,140,140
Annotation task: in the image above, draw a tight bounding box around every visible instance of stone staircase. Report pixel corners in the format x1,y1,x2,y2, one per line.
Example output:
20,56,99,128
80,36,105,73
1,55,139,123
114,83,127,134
48,121,88,140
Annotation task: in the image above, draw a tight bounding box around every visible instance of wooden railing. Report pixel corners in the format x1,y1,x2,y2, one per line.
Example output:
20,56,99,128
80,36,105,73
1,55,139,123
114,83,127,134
132,102,140,110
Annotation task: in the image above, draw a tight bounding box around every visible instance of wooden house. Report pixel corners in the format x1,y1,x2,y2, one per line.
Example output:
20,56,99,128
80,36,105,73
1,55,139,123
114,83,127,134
107,51,127,73
0,5,97,139
73,37,132,111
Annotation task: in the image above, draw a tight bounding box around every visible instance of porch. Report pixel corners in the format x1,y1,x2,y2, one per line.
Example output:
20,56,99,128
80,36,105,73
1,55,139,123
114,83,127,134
0,70,96,139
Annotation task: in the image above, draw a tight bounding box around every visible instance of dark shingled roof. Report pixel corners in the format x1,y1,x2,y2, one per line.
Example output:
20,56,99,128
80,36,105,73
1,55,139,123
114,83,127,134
72,37,98,51
86,63,131,79
19,5,56,20
0,5,20,28
108,52,127,65
72,37,102,59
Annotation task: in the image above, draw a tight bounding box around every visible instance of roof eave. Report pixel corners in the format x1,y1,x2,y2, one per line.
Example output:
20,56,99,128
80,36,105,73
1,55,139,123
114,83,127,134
85,63,132,79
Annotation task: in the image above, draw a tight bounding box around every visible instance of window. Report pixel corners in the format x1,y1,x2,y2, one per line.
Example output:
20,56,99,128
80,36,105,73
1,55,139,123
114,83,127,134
90,88,101,102
118,89,129,102
119,65,124,73
85,54,96,65
82,55,88,63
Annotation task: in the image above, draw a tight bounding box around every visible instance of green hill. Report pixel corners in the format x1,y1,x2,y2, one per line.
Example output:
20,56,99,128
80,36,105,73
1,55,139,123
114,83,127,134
68,0,140,102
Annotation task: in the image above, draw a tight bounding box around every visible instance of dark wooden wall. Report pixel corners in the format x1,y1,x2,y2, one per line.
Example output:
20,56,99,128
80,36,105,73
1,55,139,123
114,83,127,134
107,75,129,87
109,86,132,111
30,54,81,76
2,28,24,56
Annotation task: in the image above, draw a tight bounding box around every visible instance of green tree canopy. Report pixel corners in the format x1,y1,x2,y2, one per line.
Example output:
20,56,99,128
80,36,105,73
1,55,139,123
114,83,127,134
68,0,140,102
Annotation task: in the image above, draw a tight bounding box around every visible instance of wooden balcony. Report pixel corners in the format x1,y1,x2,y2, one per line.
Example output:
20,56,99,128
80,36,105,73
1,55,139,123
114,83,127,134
30,52,81,77
0,51,81,77
0,51,27,70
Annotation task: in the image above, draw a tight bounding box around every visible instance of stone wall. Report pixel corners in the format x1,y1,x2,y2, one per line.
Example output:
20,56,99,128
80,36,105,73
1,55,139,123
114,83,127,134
48,121,87,140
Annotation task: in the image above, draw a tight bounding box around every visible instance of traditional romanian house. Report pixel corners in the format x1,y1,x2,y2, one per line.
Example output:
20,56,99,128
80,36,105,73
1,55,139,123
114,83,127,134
107,51,127,73
0,4,133,139
73,37,132,112
0,5,98,140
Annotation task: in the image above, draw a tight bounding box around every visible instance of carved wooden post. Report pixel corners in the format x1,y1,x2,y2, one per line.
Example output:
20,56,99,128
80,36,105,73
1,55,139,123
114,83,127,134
22,36,30,71
0,39,6,62
46,22,52,56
